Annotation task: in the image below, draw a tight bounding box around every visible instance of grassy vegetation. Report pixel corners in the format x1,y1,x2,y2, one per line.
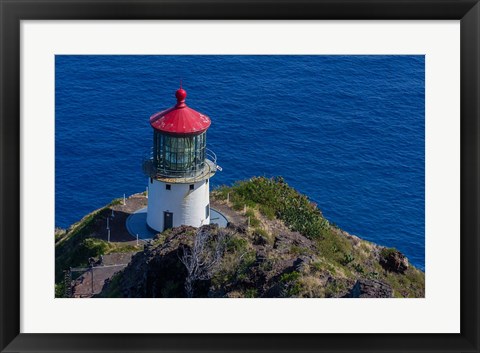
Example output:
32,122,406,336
280,271,301,283
383,267,425,298
218,177,330,239
244,288,258,298
280,271,303,297
56,206,109,281
226,236,249,253
324,278,349,298
290,245,312,256
245,209,260,227
253,227,271,242
55,282,67,298
212,177,425,298
55,200,140,284
215,177,354,266
151,228,174,246
55,227,67,242
211,231,258,293
312,260,339,277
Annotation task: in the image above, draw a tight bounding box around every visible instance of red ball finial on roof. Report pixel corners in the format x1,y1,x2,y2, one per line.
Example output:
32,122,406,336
175,88,187,103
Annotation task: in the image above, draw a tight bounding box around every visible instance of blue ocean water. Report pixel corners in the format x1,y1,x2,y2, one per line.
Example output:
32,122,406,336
55,55,425,270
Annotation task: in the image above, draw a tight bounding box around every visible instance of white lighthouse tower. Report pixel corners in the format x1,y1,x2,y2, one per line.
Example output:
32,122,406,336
143,87,217,232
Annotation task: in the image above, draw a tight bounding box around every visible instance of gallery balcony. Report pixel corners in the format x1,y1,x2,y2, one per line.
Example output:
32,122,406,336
142,149,219,183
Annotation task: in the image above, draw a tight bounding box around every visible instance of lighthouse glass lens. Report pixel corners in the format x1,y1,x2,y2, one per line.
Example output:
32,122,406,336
194,132,206,167
152,132,206,177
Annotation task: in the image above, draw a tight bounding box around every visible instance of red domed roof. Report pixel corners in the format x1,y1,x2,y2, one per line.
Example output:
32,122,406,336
150,88,211,135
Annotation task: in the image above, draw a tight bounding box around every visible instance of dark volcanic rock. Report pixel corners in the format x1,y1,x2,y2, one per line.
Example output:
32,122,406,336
293,255,315,273
345,279,393,298
227,222,247,234
273,232,312,251
379,248,409,273
102,226,197,298
263,282,284,298
253,232,268,246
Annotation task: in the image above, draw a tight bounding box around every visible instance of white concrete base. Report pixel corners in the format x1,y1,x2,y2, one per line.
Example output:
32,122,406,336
128,207,228,240
146,178,210,232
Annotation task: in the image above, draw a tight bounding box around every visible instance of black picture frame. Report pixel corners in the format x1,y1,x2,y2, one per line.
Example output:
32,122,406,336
1,0,479,352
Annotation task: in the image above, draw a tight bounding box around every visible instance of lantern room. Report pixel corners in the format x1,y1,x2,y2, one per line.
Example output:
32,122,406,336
144,88,217,181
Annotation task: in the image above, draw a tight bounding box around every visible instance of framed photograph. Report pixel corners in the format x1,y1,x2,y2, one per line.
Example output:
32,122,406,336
1,0,479,352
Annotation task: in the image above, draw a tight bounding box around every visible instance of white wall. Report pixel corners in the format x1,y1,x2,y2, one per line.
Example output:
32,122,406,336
146,178,210,232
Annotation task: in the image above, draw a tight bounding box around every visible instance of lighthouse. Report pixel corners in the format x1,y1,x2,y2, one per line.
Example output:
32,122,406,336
143,87,218,232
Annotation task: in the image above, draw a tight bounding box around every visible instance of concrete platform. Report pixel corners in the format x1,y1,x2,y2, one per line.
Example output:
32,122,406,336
126,206,228,240
209,208,229,228
125,207,157,240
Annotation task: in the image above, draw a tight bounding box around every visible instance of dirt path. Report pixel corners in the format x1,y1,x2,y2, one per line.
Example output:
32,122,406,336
210,198,246,226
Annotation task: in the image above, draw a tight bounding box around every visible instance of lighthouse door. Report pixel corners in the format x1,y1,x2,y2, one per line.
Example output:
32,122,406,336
164,212,173,231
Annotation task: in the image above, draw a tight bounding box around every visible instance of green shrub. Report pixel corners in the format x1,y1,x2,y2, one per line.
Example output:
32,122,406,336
245,209,260,227
258,205,275,220
278,271,303,297
253,228,269,238
325,279,348,297
212,186,230,200
259,258,274,272
352,263,364,274
55,282,66,298
232,200,244,211
280,271,301,283
286,282,303,297
82,238,110,257
109,198,123,206
245,209,255,218
238,251,256,273
152,229,171,246
244,288,258,298
226,237,248,253
229,177,330,240
341,253,354,265
228,251,256,284
310,262,324,272
290,245,311,256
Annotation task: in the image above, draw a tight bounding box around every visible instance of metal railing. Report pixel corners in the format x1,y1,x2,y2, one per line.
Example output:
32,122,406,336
142,148,218,183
